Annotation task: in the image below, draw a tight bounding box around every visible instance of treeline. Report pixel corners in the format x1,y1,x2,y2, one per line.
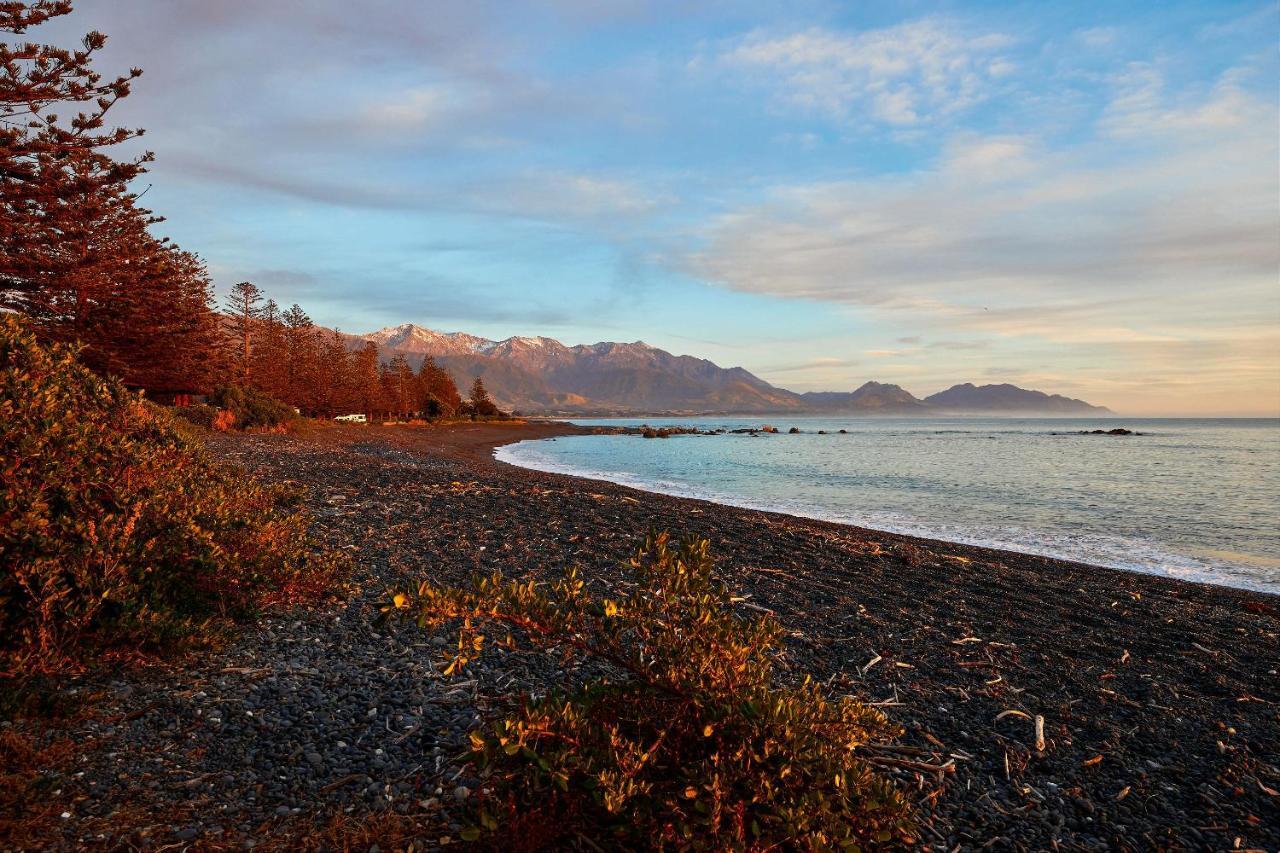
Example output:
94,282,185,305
224,281,501,420
0,2,221,394
0,4,498,422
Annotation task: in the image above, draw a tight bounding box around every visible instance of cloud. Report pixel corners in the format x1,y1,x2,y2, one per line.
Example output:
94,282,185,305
361,86,455,132
678,61,1279,411
712,18,1015,125
492,172,671,219
167,152,670,225
685,68,1278,332
765,356,855,373
1100,64,1264,138
1076,27,1118,49
927,340,989,351
941,134,1035,183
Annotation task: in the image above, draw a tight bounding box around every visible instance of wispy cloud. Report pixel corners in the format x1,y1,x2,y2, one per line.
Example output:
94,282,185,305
711,18,1015,125
686,67,1277,327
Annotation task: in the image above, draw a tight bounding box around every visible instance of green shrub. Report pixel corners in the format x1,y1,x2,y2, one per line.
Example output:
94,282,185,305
209,383,295,429
384,532,913,849
0,317,342,675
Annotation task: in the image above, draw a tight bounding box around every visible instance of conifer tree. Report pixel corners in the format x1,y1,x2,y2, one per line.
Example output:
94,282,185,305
281,303,318,411
385,353,415,418
248,298,284,398
468,375,499,417
0,2,222,394
316,329,353,416
225,281,262,385
417,355,460,418
352,340,382,419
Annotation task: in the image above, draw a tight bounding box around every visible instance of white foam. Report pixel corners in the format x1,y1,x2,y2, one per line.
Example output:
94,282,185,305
495,439,1280,595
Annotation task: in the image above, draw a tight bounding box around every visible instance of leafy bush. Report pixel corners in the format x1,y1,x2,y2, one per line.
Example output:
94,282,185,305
170,402,218,429
0,317,343,675
384,532,912,849
209,383,295,429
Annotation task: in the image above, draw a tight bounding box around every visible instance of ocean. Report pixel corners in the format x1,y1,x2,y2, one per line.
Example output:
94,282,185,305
495,417,1280,594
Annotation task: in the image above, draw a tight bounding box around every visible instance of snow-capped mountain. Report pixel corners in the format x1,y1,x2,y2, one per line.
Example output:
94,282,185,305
345,324,1111,416
348,324,802,414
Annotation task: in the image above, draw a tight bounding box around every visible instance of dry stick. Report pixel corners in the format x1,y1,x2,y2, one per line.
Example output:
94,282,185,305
321,773,364,793
1035,715,1046,752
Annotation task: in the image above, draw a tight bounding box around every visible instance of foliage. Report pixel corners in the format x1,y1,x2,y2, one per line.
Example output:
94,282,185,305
224,281,263,385
466,375,501,418
419,354,462,416
0,316,343,675
385,532,912,849
213,289,465,420
209,383,295,430
169,402,218,429
0,1,224,395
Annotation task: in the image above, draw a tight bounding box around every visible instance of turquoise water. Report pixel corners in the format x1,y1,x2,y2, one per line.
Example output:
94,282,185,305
496,418,1280,594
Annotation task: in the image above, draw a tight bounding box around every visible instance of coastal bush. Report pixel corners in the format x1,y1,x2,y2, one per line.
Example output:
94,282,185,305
170,402,218,429
0,317,342,675
208,383,296,430
384,532,912,849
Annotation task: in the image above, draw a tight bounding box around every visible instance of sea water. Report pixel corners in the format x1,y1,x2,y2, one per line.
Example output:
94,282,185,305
495,417,1280,594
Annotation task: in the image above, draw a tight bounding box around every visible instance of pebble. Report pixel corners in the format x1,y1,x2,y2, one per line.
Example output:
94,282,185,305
38,431,1279,852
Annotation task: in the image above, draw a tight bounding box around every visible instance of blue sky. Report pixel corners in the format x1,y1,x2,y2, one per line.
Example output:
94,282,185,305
49,1,1280,414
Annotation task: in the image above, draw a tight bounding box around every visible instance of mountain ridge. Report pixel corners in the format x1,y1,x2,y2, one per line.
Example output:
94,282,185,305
344,323,1112,416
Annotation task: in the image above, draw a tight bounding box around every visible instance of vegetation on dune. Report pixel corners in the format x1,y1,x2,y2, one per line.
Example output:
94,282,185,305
0,317,343,675
384,532,912,849
209,383,296,430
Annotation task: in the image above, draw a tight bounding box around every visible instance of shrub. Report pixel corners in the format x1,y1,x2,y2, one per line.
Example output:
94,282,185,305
212,408,237,432
170,402,218,429
384,532,912,849
0,317,343,675
209,383,295,429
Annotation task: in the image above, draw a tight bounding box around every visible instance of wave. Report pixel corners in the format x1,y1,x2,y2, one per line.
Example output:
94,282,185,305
495,439,1280,595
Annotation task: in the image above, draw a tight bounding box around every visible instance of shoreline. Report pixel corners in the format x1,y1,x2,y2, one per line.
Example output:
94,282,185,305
484,420,1280,599
30,420,1279,850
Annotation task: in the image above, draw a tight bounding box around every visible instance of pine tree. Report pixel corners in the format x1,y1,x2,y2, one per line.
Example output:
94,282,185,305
281,303,318,411
251,298,288,399
0,2,223,395
418,355,461,418
224,281,262,385
0,2,149,294
316,329,353,417
386,353,414,418
352,341,382,419
468,375,499,418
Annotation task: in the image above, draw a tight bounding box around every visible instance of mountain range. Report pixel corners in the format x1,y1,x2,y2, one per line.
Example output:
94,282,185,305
346,323,1112,416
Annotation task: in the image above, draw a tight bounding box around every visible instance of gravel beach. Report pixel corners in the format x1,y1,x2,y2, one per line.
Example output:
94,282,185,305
11,421,1278,850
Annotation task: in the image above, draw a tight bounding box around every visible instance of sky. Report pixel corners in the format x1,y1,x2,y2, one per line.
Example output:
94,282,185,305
42,1,1280,415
